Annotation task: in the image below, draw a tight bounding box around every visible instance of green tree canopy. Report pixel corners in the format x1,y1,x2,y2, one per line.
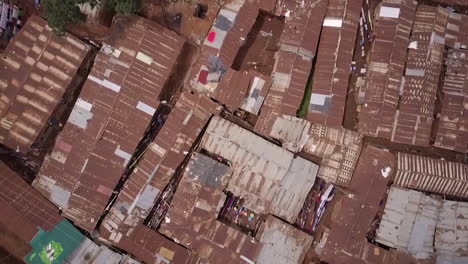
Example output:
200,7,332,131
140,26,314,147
106,0,141,15
44,0,141,36
43,0,87,35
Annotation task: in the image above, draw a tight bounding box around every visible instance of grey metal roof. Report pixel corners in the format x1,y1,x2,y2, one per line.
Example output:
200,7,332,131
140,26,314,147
256,215,312,264
268,115,362,187
435,200,468,258
376,187,440,259
200,116,318,223
377,186,468,261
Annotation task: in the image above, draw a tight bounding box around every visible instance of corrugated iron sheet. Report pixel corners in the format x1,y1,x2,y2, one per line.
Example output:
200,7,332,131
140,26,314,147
306,0,362,127
394,152,468,199
189,0,258,95
255,215,312,264
33,16,184,231
391,6,448,146
0,161,62,238
115,224,199,264
100,92,219,243
358,0,417,139
434,49,468,153
0,16,90,153
255,0,328,135
436,200,468,259
320,146,394,264
159,152,261,264
376,187,440,259
304,123,363,187
201,116,319,222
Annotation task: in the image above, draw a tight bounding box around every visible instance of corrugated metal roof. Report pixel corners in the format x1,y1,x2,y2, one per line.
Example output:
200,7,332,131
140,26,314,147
255,0,328,135
200,116,319,222
268,116,363,187
256,215,312,264
0,16,90,153
100,92,219,243
33,16,185,231
376,187,440,259
189,0,258,95
391,6,448,146
320,146,394,264
358,0,417,139
436,200,468,258
159,152,261,264
0,161,62,239
434,49,468,153
270,114,311,152
110,224,199,264
394,152,468,199
377,186,468,261
306,0,362,127
304,123,363,187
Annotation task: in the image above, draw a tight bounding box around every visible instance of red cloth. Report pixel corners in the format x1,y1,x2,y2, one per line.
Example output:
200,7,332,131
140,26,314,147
207,31,216,42
198,70,208,84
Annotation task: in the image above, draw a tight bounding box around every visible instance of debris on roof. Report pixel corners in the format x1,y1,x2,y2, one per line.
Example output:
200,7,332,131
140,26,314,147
357,0,417,139
376,186,468,262
200,116,319,222
434,49,468,153
32,15,184,231
100,92,219,244
0,16,91,153
319,145,395,264
394,152,468,199
255,0,328,135
391,6,448,146
306,0,362,127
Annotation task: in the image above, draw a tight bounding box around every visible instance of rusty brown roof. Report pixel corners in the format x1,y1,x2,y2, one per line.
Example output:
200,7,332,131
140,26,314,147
0,161,62,240
159,151,313,264
304,123,363,187
159,152,262,264
0,16,90,153
434,49,468,153
106,224,199,264
306,0,362,127
320,146,395,264
32,16,184,231
391,6,449,146
100,92,220,243
394,152,468,199
188,0,258,95
357,0,417,139
254,0,328,135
